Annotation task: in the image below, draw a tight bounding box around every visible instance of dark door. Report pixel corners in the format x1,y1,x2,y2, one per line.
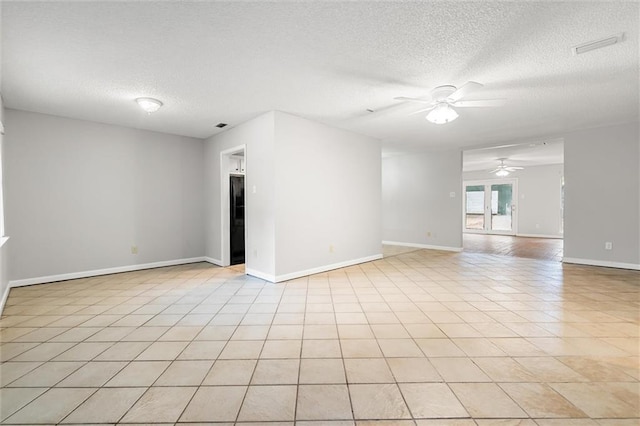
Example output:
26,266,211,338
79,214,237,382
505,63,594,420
230,176,245,265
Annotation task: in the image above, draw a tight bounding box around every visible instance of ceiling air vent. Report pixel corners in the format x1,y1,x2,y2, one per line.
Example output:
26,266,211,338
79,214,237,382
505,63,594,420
215,123,228,128
572,33,624,55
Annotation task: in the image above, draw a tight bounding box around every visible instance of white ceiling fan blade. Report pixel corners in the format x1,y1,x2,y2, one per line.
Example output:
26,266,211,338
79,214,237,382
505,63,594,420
468,143,523,151
452,99,506,108
488,168,501,173
505,166,524,171
394,96,432,104
447,81,483,102
408,106,436,116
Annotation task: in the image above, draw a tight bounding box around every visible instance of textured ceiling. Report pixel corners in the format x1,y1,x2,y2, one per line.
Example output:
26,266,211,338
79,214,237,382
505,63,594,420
2,2,638,152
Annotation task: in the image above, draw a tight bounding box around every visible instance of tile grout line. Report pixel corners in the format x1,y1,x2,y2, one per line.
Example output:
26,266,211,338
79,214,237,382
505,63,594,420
330,273,356,423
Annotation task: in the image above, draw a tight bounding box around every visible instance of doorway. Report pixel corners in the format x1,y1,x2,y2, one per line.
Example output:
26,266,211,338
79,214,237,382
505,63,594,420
464,179,517,235
230,175,245,265
220,145,246,268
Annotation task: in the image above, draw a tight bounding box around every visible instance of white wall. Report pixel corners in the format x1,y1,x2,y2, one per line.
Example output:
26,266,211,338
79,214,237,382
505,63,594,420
463,164,564,237
564,122,639,269
204,111,382,282
5,109,206,283
0,94,9,311
273,111,382,279
204,112,276,277
382,150,463,250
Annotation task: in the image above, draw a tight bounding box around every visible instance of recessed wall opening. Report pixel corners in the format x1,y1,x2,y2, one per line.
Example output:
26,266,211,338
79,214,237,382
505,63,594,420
220,145,246,270
462,140,564,262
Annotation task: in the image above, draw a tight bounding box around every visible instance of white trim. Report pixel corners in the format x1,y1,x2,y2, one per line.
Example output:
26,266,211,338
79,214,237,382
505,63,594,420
220,144,246,268
247,254,384,283
563,257,640,271
516,233,563,239
0,284,10,316
245,268,275,282
0,236,8,248
204,256,223,266
463,179,519,236
8,257,207,288
275,254,384,282
383,241,463,252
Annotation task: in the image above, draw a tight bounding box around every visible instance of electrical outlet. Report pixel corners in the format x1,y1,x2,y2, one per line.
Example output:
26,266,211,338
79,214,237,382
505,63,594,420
426,231,432,237
329,245,334,253
449,192,456,198
253,249,258,257
605,242,612,250
131,245,138,254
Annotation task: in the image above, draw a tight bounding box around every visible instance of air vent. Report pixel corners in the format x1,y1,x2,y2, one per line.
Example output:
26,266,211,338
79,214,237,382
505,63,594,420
572,33,624,55
215,123,228,128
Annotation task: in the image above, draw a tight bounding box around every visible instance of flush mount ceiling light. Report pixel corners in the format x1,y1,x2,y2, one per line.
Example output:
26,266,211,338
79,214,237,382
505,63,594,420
426,103,459,124
135,97,163,113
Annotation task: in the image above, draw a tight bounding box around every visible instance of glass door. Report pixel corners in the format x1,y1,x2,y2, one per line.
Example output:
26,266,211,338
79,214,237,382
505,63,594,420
490,183,513,232
464,180,517,235
465,185,485,231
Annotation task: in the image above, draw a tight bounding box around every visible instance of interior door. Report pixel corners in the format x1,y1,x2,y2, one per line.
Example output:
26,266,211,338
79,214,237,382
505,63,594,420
230,175,245,265
464,180,517,235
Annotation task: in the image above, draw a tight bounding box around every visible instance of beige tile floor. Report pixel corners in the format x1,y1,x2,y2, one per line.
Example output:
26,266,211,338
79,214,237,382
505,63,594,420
0,249,638,425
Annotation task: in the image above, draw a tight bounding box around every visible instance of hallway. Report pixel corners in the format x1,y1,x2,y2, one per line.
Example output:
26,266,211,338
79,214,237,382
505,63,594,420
463,234,563,262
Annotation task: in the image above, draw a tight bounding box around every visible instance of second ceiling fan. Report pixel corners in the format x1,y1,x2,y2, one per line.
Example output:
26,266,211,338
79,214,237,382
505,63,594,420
490,158,523,177
395,81,505,124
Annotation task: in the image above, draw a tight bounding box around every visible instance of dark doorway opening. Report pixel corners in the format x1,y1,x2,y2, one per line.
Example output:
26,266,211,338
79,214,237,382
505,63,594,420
230,175,245,265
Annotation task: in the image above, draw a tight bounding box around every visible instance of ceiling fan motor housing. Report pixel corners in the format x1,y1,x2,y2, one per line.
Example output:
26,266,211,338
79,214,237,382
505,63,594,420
431,85,457,102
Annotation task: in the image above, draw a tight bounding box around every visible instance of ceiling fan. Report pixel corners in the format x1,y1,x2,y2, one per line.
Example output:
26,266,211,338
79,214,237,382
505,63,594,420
395,81,505,124
489,158,523,177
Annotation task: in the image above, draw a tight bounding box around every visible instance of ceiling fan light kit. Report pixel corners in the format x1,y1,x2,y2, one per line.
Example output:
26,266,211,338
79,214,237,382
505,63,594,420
426,103,459,124
395,81,505,125
490,158,524,177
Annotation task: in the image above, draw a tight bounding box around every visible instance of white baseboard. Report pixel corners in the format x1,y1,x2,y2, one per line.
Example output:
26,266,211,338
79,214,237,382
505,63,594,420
275,254,384,283
382,241,463,252
246,254,384,283
7,257,208,288
516,233,563,239
563,257,640,271
204,257,223,266
245,268,275,282
0,284,10,317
